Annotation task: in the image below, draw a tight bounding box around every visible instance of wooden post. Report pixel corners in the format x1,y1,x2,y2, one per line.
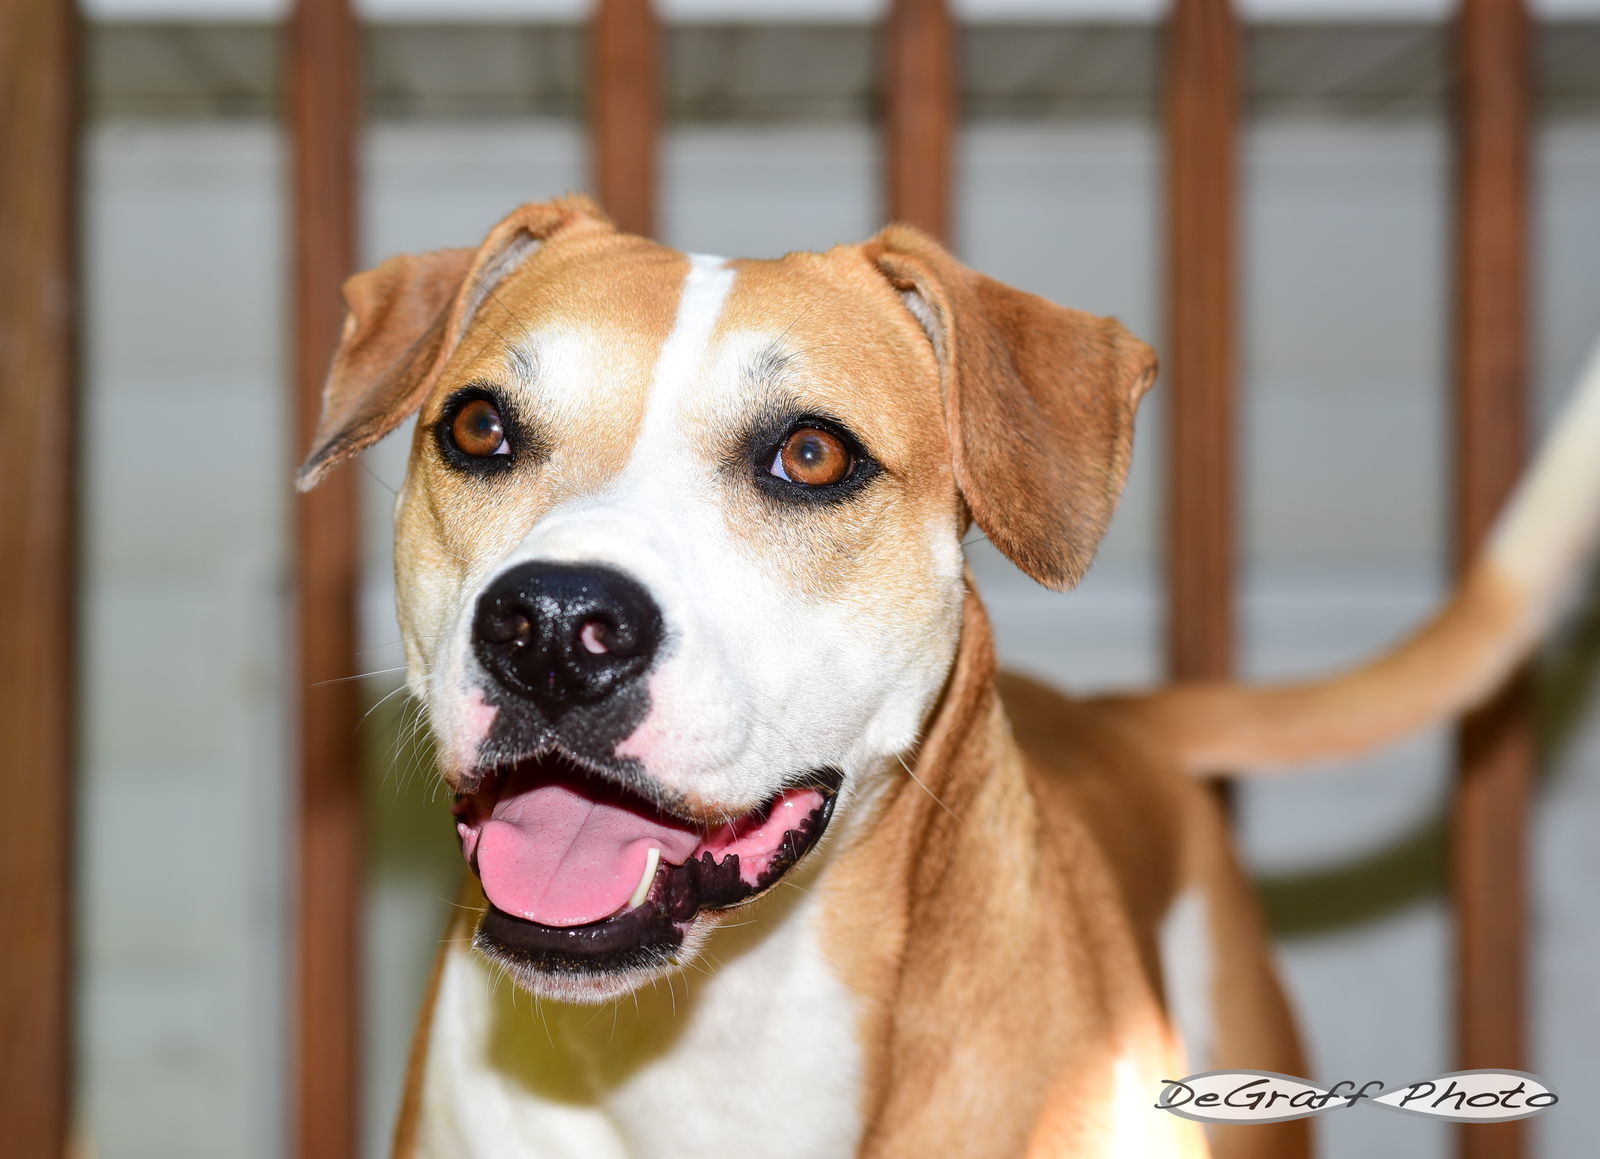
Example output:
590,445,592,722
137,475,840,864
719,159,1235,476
591,0,660,237
1164,0,1239,695
1451,2,1532,1157
289,1,363,1156
883,0,955,242
0,1,79,1154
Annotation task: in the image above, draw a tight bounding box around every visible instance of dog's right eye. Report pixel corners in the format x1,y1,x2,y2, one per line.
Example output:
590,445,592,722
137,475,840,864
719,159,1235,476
436,389,523,475
447,398,510,459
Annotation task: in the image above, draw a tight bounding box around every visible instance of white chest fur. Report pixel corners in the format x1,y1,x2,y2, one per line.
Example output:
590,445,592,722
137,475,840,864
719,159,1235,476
414,881,865,1158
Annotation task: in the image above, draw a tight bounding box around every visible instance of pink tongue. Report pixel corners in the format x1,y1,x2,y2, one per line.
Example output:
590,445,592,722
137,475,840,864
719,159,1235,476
477,776,703,927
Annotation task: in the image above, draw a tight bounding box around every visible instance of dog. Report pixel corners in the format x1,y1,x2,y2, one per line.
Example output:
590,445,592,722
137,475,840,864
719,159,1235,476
296,195,1600,1157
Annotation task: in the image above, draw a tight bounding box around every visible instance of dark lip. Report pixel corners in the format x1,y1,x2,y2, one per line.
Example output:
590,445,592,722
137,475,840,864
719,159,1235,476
476,900,688,978
465,763,843,978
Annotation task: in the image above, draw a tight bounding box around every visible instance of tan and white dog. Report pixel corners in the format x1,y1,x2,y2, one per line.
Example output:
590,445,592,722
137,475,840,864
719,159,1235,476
297,196,1600,1158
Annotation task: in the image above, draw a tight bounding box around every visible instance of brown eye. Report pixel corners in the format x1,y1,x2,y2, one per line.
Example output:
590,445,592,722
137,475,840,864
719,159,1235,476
450,398,508,458
773,427,853,487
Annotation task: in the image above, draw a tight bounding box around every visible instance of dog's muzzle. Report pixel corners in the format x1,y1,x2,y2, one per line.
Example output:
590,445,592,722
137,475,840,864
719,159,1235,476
458,561,844,987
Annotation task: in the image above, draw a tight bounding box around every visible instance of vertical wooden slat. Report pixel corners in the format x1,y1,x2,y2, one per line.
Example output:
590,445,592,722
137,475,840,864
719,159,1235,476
1164,0,1239,692
591,0,660,237
1451,2,1532,1157
883,0,955,241
0,1,78,1154
290,1,363,1156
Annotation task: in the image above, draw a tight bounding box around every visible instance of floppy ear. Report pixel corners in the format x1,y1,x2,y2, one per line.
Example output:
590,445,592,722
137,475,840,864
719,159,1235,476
295,247,472,491
866,224,1157,590
296,195,612,491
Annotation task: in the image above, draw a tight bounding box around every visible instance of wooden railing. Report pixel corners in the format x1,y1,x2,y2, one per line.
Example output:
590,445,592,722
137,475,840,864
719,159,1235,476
1,3,79,1157
1452,3,1532,1157
289,3,363,1156
0,2,1535,1157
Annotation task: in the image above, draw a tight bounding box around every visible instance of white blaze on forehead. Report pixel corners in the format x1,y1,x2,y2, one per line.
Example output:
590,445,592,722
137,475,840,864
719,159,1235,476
633,252,735,462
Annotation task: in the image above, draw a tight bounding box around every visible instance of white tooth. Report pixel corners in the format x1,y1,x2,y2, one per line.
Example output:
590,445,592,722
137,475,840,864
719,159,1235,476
628,846,661,910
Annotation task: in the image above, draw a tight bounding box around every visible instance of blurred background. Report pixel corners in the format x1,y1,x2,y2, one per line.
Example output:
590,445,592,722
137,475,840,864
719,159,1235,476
45,0,1600,1155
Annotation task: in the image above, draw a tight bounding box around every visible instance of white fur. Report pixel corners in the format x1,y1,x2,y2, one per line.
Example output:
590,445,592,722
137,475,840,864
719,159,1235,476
1108,1055,1161,1156
1157,887,1213,1074
415,878,864,1158
1488,334,1600,633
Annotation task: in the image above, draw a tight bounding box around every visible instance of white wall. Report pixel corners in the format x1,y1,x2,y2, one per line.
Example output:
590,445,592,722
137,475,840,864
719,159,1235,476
79,124,290,1157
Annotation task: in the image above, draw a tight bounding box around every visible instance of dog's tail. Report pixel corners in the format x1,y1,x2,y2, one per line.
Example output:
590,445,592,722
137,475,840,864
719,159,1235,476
1103,337,1600,777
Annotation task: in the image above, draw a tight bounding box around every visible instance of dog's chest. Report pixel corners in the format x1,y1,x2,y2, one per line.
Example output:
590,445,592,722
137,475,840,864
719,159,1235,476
415,889,864,1158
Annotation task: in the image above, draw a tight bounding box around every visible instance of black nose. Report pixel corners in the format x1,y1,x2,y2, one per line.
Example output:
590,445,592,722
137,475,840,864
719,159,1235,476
472,563,663,716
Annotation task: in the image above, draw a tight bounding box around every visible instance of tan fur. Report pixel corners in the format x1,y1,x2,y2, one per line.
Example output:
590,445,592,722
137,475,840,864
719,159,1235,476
1107,336,1600,778
298,246,476,488
392,231,688,603
821,594,1306,1158
866,226,1157,590
300,196,617,491
1102,559,1529,775
300,202,1594,1158
699,251,962,614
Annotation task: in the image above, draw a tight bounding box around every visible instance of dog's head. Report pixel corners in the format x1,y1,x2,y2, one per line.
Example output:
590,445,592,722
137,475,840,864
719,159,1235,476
299,196,1154,1001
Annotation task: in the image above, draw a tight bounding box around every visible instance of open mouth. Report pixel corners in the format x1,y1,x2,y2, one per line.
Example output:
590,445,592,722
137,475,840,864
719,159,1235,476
452,754,841,978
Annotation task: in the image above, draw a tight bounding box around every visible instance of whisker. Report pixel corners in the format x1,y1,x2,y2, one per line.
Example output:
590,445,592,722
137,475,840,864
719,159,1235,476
357,634,438,659
897,752,959,820
360,682,412,732
362,460,399,497
314,665,408,688
464,274,526,358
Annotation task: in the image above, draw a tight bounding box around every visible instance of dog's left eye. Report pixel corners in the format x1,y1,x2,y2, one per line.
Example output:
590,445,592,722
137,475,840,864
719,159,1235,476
770,427,854,487
449,399,510,458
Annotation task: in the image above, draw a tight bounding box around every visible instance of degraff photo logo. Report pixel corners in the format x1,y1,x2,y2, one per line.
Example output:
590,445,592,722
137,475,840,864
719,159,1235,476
1155,1069,1559,1126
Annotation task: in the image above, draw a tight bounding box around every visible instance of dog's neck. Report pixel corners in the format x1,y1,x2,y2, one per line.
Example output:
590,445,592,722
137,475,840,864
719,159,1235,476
816,589,1043,1138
